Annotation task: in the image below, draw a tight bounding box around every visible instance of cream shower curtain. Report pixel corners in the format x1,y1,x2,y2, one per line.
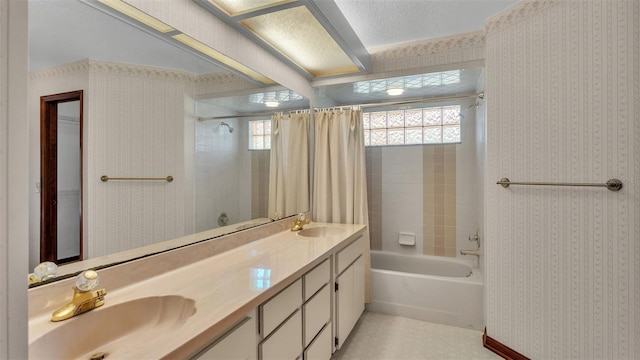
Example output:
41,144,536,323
268,112,310,220
313,107,371,302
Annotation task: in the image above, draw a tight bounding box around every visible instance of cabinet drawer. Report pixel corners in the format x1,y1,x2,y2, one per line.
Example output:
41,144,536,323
303,323,331,360
304,258,330,300
260,310,302,360
336,236,363,275
303,284,330,347
192,314,256,360
260,278,302,337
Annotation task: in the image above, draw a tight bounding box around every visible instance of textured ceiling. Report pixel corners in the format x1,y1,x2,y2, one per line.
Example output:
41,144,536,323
30,0,515,115
29,0,517,74
334,0,517,49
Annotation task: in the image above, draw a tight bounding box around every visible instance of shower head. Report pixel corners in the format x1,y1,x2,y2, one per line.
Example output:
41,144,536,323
465,102,481,110
220,121,235,133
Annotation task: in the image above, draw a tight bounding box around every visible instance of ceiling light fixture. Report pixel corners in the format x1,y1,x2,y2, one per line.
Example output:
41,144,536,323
264,100,280,108
195,0,371,78
206,0,296,17
97,0,175,33
386,88,405,96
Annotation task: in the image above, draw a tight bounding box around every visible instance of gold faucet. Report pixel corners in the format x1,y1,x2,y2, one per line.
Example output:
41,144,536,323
291,213,310,231
51,270,107,322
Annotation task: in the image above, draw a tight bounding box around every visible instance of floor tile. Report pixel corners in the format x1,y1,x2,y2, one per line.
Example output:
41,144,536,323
331,311,501,360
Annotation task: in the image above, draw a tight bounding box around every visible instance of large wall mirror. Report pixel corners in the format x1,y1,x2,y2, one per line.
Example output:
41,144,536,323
194,89,309,233
28,0,310,286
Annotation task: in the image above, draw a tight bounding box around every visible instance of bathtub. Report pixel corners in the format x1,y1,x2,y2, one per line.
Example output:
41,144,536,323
366,250,484,330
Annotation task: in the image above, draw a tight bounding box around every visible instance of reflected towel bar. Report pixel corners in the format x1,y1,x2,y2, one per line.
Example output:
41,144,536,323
101,175,173,183
497,178,622,192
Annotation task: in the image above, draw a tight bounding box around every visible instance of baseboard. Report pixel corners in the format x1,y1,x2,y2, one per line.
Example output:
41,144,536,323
483,328,530,360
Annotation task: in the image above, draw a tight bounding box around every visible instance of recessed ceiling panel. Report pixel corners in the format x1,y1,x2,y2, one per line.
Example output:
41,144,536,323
240,6,360,77
207,0,296,17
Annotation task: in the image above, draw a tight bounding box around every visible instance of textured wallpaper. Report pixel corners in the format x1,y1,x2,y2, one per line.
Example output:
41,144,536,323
485,1,639,358
86,61,192,258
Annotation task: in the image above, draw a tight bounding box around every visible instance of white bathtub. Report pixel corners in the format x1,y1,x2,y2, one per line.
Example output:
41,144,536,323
366,250,484,330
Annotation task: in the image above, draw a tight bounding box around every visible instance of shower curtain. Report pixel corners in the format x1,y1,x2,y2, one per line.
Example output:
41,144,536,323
313,107,371,302
268,112,310,220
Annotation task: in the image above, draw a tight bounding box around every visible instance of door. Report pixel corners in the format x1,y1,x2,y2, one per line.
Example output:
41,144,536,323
40,90,83,264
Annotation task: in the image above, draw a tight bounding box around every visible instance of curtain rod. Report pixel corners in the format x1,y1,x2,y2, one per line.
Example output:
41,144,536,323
197,92,483,121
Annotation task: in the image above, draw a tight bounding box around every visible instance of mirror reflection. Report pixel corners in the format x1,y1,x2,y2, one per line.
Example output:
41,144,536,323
28,0,310,285
194,89,309,233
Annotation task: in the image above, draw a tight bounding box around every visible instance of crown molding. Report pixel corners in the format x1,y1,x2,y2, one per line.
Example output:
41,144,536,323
29,59,256,89
86,60,194,82
485,0,560,34
29,60,91,81
370,30,486,61
194,71,250,86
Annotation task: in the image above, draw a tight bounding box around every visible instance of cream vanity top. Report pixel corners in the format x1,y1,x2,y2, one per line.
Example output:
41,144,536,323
28,222,366,359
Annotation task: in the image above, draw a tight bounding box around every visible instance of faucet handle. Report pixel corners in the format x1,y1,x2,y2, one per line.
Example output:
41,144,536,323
468,229,480,246
32,261,58,283
297,213,310,224
76,270,99,292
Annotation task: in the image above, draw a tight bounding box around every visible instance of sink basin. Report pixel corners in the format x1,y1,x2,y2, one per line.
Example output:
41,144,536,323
298,226,346,238
29,295,196,359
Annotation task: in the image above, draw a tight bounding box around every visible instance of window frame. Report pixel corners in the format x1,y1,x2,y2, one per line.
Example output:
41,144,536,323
362,103,463,147
248,119,272,150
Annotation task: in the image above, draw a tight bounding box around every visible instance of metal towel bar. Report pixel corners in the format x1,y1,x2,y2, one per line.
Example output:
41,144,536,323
101,175,173,182
497,178,622,192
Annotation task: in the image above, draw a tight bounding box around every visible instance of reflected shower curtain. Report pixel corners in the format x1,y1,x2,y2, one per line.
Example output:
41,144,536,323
268,112,310,220
313,107,371,302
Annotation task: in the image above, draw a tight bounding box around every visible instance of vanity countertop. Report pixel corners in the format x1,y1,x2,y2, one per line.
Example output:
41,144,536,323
28,222,366,359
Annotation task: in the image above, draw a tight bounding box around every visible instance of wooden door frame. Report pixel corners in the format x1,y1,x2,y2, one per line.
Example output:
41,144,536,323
40,90,83,263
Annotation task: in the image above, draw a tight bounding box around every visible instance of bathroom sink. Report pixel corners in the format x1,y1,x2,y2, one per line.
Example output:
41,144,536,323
29,295,196,359
298,226,345,238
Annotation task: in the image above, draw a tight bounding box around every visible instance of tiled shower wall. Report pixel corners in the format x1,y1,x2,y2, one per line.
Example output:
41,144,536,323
251,150,270,219
194,114,271,231
366,99,479,257
423,145,457,256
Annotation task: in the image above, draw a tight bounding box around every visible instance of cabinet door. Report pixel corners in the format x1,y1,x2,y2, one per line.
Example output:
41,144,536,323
192,315,256,360
335,256,364,349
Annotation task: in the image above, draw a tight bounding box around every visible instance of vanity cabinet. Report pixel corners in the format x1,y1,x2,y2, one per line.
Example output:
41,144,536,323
334,236,365,349
303,259,332,359
258,258,333,360
191,310,257,360
259,279,303,360
189,233,364,360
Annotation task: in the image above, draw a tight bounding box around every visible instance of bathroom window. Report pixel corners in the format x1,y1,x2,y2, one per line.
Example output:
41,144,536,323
363,105,461,146
248,119,271,150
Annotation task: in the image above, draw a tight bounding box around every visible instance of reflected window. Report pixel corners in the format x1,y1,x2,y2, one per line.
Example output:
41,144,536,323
249,90,304,105
249,119,271,150
363,105,461,146
251,267,272,290
353,70,460,95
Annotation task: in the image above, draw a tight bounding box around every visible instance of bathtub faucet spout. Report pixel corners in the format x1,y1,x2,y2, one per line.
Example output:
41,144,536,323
460,249,480,257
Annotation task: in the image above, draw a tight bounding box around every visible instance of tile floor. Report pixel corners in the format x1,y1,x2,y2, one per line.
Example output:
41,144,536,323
331,311,501,360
